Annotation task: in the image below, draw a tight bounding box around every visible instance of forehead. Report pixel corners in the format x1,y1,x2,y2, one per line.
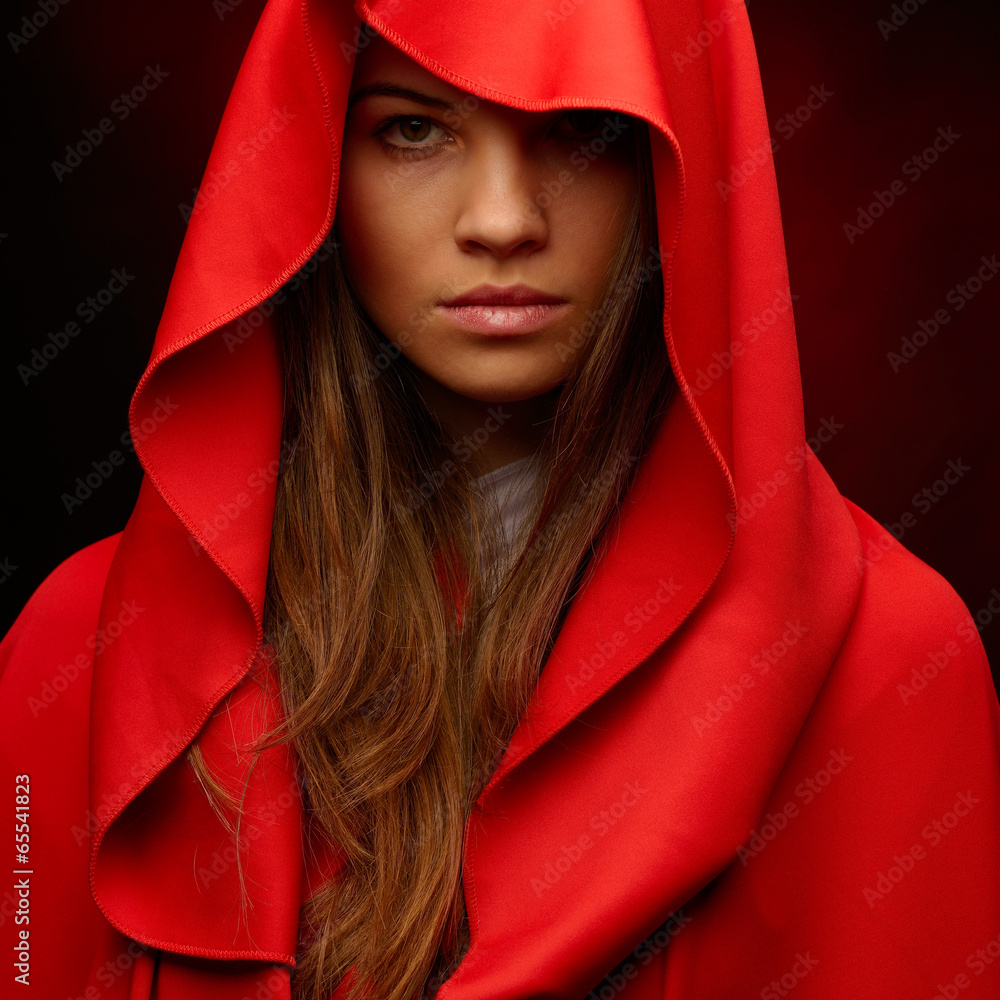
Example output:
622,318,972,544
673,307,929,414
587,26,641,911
349,33,471,105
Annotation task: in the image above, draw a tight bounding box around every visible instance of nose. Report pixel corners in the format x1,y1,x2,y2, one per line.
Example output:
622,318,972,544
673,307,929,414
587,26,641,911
452,127,549,259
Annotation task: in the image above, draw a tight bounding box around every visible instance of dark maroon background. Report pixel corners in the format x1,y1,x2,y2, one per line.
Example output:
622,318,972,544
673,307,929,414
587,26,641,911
3,2,998,690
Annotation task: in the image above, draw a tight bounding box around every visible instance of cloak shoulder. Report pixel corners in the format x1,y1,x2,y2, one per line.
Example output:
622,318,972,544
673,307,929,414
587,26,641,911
0,532,123,993
665,498,1000,997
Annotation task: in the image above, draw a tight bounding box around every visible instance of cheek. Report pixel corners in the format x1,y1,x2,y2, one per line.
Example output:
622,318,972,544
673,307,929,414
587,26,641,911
335,156,428,321
557,169,637,285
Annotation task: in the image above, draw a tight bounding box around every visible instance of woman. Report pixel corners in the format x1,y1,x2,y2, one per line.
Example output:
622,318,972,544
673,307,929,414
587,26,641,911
2,1,998,998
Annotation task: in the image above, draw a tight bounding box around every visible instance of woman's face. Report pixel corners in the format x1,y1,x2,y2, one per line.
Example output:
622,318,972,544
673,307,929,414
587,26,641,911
335,34,639,406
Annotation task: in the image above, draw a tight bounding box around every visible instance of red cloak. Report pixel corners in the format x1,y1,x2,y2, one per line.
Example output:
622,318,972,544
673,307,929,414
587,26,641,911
3,0,999,997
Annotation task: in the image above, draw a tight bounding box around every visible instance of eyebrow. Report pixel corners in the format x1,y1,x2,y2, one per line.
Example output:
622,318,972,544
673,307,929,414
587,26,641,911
346,82,462,114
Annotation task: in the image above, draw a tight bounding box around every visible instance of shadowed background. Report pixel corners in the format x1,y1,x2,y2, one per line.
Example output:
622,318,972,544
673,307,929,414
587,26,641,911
2,0,997,688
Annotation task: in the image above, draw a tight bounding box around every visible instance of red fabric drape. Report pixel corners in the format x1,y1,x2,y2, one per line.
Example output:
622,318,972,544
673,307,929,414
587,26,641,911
2,1,998,997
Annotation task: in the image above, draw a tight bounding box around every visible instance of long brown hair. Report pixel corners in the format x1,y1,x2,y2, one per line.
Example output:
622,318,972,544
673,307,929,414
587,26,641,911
188,117,673,1000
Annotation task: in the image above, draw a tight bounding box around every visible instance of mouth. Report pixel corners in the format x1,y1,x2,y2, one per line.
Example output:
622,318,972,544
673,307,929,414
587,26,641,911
438,284,569,336
438,303,570,335
439,284,567,307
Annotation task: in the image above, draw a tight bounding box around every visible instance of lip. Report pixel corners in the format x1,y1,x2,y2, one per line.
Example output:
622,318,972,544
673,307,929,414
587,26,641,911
439,283,566,307
438,302,570,335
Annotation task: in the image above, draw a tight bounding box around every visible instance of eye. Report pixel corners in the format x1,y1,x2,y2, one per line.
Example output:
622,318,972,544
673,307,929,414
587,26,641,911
554,109,607,138
372,114,452,160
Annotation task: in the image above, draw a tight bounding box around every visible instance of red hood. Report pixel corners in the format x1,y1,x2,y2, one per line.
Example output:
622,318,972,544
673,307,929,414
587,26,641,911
90,0,866,984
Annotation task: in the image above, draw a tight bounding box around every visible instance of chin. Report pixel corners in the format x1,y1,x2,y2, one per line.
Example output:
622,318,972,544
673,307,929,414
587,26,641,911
449,379,562,405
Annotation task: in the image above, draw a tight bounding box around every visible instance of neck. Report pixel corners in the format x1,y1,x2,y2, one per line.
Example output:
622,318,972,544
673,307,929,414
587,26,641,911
411,370,557,475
